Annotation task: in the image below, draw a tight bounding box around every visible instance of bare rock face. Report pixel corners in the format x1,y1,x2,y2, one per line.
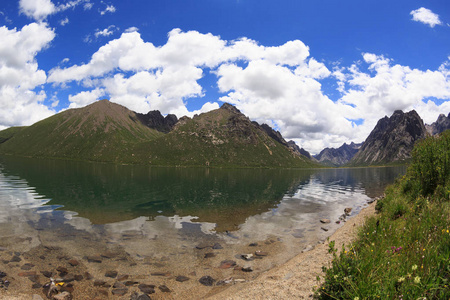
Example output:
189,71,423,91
349,110,428,166
287,140,316,160
136,110,178,133
426,113,450,136
314,142,362,166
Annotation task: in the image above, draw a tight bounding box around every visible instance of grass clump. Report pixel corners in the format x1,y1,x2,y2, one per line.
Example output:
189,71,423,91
317,130,450,299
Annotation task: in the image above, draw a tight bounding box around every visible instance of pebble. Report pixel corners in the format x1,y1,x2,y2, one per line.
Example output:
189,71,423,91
105,270,118,278
212,243,223,249
216,277,233,286
125,280,139,286
219,260,236,269
249,243,258,247
321,227,329,232
117,274,129,281
112,288,128,296
138,283,155,294
159,285,171,292
18,271,37,277
21,263,34,270
176,275,189,282
93,279,108,287
241,254,254,260
320,219,331,224
84,272,93,280
10,256,21,262
86,256,102,263
255,251,268,256
195,243,212,250
57,266,68,275
242,267,253,272
199,276,215,286
68,259,79,266
0,272,6,278
113,281,126,288
151,272,170,277
52,291,72,300
74,274,83,281
204,252,216,258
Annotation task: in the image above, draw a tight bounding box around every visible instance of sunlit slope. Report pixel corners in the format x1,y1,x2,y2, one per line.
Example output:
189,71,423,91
129,104,319,168
0,100,163,162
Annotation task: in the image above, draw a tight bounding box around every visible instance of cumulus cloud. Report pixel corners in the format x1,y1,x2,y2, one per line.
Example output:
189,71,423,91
68,88,105,108
47,29,450,154
410,7,442,28
59,17,69,26
0,23,55,127
19,0,93,21
19,0,56,21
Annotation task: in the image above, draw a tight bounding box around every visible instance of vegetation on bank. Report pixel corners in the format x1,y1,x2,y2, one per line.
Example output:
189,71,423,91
317,130,450,299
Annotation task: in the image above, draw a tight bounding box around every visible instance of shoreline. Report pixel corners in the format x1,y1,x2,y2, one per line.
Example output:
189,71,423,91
208,201,377,300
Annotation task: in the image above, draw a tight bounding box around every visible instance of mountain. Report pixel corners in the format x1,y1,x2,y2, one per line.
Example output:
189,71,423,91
426,113,450,136
136,110,178,133
0,100,163,162
286,140,316,161
348,110,428,166
0,100,318,168
128,103,318,168
315,142,362,167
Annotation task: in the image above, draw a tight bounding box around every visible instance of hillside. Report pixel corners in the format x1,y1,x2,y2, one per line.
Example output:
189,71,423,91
127,103,318,168
348,110,428,166
0,100,318,168
315,142,362,167
0,100,163,162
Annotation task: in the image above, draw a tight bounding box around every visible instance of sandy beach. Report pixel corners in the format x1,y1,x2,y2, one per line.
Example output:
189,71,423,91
208,201,376,300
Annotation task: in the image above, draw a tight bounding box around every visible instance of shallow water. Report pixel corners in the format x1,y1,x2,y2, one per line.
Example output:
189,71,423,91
0,156,406,298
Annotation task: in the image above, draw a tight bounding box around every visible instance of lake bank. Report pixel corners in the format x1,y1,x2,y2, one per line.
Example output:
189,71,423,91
208,201,377,299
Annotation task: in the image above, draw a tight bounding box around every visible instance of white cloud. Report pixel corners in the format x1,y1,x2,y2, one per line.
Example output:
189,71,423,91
0,23,55,127
125,27,139,33
95,25,117,38
47,29,450,154
19,0,92,21
410,7,442,28
100,4,116,15
60,17,69,26
19,0,56,21
68,88,105,108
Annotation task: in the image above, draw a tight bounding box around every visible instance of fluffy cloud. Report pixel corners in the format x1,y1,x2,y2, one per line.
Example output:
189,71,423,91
19,0,56,21
100,4,116,15
95,25,117,38
0,23,55,127
19,0,92,21
47,29,450,154
336,53,450,142
410,7,442,28
68,88,105,108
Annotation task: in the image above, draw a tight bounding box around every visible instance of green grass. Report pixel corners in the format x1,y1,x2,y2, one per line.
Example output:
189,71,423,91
316,130,450,300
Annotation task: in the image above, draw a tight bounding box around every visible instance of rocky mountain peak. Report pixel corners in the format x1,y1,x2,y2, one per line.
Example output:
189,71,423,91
426,113,450,135
136,110,178,133
220,103,242,114
349,110,427,166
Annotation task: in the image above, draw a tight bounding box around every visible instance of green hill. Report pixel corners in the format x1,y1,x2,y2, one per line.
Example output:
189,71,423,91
0,100,163,163
0,100,318,168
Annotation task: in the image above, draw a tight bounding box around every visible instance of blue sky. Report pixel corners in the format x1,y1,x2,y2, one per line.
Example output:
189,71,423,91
0,0,449,153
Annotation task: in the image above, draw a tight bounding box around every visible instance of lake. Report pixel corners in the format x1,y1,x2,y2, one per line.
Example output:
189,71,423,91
0,156,406,299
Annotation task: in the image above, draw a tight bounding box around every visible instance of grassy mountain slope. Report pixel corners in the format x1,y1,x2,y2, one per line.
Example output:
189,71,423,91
0,100,163,162
128,104,318,168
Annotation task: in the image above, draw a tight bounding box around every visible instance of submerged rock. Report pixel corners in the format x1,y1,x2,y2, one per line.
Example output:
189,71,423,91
199,276,215,286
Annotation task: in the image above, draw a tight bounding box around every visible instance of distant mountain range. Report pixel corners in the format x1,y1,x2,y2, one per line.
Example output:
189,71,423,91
0,100,317,168
0,99,448,167
314,142,362,167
